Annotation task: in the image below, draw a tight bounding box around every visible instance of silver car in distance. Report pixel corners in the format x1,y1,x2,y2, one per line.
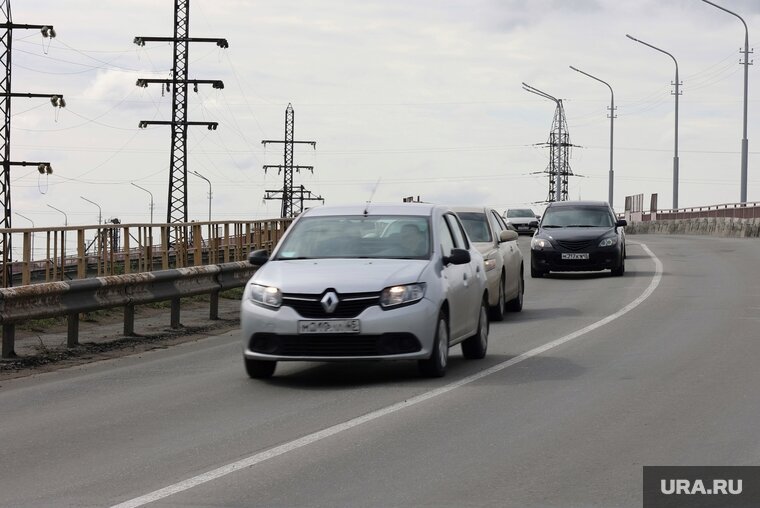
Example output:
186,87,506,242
241,203,489,379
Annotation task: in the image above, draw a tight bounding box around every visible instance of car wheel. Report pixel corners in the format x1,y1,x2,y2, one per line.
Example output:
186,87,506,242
611,255,625,277
245,358,277,379
462,299,488,360
506,267,524,312
530,265,544,278
489,275,506,321
419,312,449,377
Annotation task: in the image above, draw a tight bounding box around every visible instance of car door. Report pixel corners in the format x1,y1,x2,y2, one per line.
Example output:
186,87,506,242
444,213,481,339
489,209,520,298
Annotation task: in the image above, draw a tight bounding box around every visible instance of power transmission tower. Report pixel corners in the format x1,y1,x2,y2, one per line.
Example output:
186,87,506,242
522,83,575,202
262,104,323,217
1,0,65,287
134,0,227,244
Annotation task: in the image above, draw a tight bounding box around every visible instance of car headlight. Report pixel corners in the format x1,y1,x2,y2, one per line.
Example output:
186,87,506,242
484,258,497,271
380,283,426,308
598,237,617,247
249,284,282,308
531,237,550,250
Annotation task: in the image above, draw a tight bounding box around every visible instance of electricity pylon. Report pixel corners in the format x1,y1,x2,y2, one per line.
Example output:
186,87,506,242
1,0,65,287
262,104,323,217
134,0,227,244
522,83,575,202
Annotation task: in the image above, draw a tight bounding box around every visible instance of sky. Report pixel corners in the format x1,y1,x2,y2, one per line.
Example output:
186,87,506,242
6,0,760,238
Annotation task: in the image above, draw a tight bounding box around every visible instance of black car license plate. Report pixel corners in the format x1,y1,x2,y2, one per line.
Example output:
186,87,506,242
561,253,589,260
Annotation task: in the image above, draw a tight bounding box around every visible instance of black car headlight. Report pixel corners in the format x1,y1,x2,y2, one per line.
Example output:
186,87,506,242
248,283,282,308
380,283,426,308
598,236,618,247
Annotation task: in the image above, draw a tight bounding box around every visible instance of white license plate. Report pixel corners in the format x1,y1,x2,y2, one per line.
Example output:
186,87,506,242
562,253,590,260
298,319,361,334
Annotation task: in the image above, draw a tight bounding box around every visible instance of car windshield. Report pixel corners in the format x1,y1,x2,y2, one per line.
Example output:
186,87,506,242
542,207,614,228
273,215,431,260
507,209,535,218
457,212,492,243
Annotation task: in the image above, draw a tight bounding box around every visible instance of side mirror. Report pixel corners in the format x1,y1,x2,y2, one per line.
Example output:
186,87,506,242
443,248,471,266
616,219,627,228
536,215,541,220
248,249,270,266
499,230,518,242
529,220,539,227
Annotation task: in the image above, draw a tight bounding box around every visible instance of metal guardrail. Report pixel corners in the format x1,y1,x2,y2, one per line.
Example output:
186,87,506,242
0,218,291,287
0,260,257,359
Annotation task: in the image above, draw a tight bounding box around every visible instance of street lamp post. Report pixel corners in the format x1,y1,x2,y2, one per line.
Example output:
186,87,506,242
570,65,616,208
47,204,67,227
627,34,681,210
701,0,751,203
80,196,102,225
131,182,154,224
190,171,212,223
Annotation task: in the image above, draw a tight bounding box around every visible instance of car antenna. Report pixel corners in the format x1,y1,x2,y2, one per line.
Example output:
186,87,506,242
363,177,381,216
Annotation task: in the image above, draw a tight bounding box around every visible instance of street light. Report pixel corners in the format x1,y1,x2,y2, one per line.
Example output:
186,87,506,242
131,182,155,224
627,34,681,209
80,196,102,225
15,212,35,261
701,0,751,204
570,65,616,208
190,171,212,223
47,204,68,227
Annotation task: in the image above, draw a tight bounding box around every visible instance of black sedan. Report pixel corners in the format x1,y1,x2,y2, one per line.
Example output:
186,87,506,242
530,201,626,278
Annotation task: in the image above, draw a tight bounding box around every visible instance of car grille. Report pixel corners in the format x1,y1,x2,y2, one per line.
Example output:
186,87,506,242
555,239,594,251
249,333,421,357
282,291,381,318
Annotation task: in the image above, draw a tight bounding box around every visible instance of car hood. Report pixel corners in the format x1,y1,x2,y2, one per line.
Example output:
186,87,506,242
539,226,615,242
252,258,429,293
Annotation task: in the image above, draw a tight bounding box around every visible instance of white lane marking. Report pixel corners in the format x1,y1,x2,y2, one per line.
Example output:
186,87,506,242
112,243,662,508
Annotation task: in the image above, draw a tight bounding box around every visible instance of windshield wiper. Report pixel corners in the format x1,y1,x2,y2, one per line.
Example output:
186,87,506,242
566,224,599,227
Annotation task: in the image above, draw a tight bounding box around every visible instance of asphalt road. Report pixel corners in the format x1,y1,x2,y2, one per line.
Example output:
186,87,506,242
1,234,759,508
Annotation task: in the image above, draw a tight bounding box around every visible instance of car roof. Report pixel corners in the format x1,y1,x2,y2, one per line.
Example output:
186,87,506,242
546,200,610,208
451,206,490,214
301,202,439,217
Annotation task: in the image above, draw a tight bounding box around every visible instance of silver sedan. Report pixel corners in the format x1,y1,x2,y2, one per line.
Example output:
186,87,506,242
241,203,489,379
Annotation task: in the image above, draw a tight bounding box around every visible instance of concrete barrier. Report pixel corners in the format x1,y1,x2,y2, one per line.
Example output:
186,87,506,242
626,217,760,238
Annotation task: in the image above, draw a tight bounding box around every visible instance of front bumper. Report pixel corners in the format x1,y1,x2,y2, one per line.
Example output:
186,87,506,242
531,246,622,272
241,297,439,361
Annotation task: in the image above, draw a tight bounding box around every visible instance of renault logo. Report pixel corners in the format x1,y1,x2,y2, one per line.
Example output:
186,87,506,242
321,291,339,313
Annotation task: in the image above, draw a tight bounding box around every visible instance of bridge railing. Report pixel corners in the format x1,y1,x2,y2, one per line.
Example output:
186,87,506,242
638,202,760,222
0,218,292,287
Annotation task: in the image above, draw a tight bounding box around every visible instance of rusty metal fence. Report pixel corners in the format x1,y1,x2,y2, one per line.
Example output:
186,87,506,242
0,218,291,287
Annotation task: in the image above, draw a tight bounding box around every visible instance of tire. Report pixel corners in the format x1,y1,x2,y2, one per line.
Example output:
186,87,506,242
462,299,488,360
489,275,506,322
506,267,524,312
418,312,449,377
530,265,544,278
611,254,625,277
244,358,277,379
